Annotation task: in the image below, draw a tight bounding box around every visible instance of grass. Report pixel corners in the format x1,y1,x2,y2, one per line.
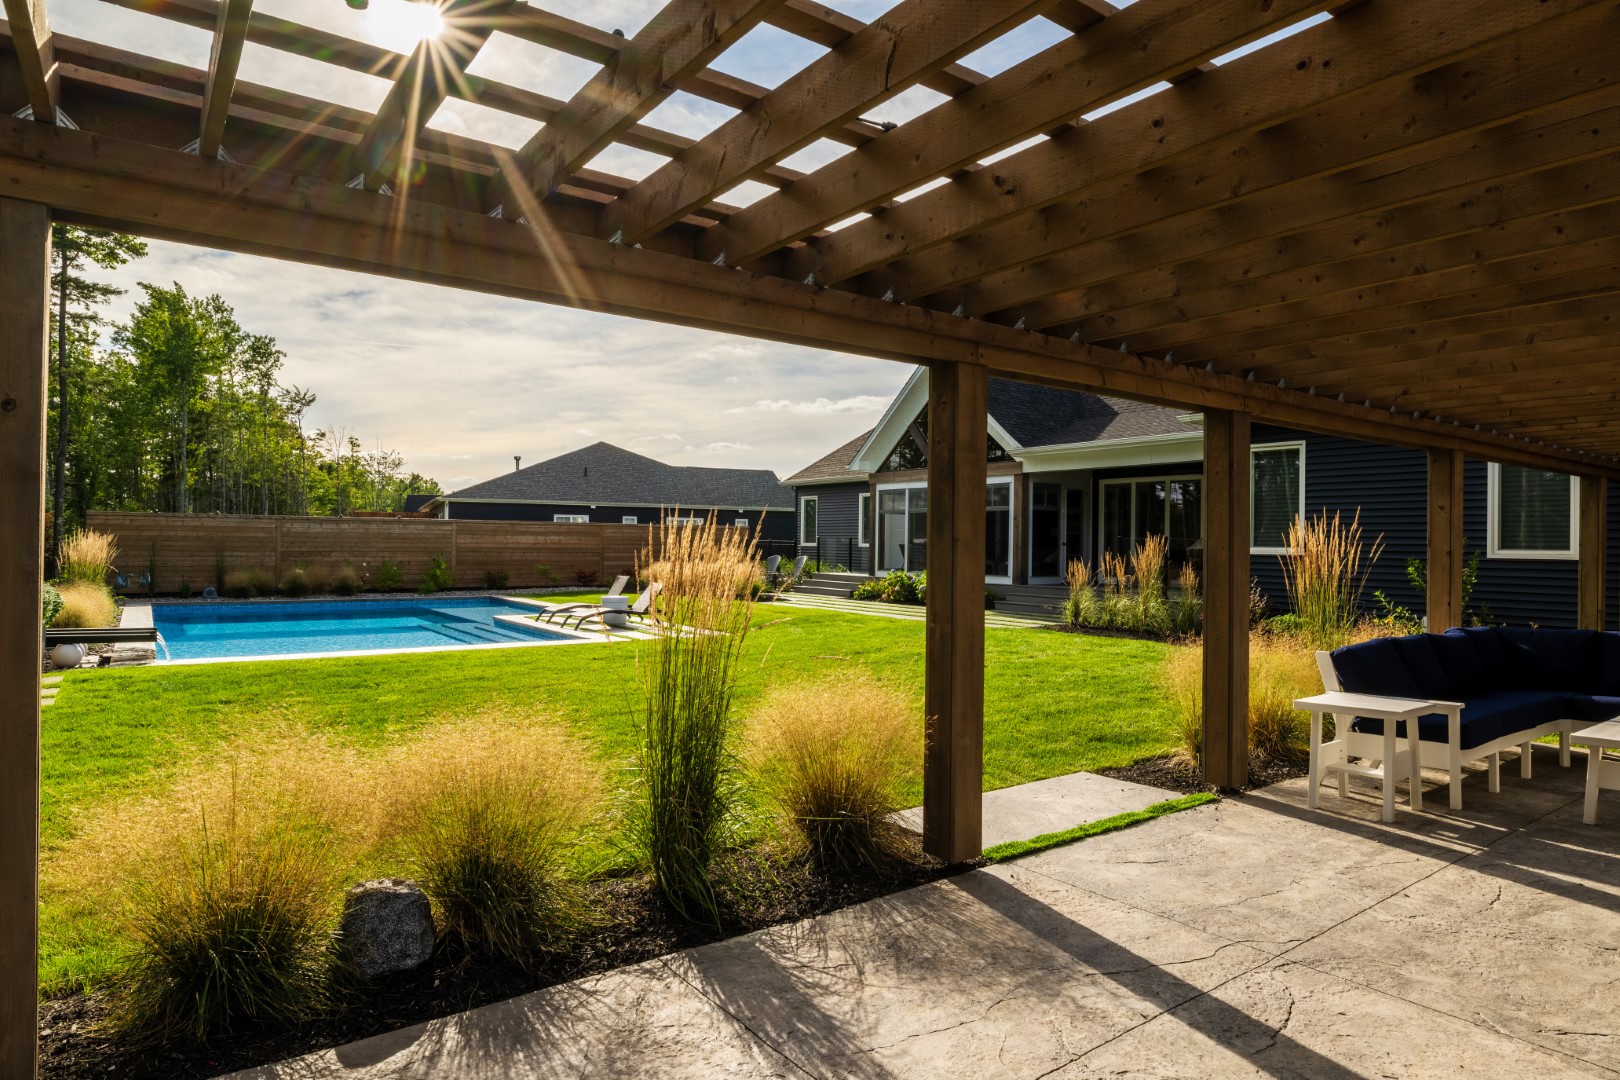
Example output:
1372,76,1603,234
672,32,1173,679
40,606,1177,993
51,582,119,629
983,793,1218,862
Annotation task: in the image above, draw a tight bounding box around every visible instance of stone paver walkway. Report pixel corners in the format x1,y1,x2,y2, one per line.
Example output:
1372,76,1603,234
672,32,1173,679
237,747,1620,1079
773,592,1057,628
892,770,1174,850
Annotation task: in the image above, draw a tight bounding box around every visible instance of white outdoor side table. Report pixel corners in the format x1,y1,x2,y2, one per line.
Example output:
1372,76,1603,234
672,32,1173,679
1296,691,1434,822
598,594,630,628
1574,718,1620,824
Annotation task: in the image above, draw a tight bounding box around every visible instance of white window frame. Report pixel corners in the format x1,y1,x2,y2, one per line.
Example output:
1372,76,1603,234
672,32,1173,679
984,476,1015,585
667,515,704,525
1487,462,1579,560
621,515,638,525
734,518,749,528
1250,441,1307,556
554,514,590,524
799,496,818,546
1097,472,1204,561
857,492,871,547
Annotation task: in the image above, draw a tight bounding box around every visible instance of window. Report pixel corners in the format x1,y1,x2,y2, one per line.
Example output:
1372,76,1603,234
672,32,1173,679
1489,463,1577,558
621,515,638,525
734,518,749,528
1099,475,1202,571
668,516,703,525
857,492,871,546
554,514,589,523
1251,443,1305,553
800,496,818,545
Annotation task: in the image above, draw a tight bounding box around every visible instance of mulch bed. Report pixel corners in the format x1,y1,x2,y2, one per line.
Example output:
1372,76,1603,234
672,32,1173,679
1097,755,1308,794
39,839,971,1080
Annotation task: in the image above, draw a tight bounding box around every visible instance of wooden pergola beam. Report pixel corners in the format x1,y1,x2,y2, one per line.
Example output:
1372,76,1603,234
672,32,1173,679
699,0,1328,267
1581,476,1609,631
1427,449,1464,631
602,0,1056,247
796,0,1608,287
1,0,55,122
196,0,251,158
1202,408,1249,790
5,115,1611,479
509,0,784,205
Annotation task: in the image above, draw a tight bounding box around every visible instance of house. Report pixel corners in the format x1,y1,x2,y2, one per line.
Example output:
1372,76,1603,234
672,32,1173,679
786,367,1617,628
428,442,795,541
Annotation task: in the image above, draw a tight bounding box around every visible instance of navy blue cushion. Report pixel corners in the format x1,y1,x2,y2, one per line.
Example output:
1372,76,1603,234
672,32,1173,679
1500,627,1600,692
1430,630,1490,699
1457,627,1511,690
1330,637,1420,698
1352,690,1567,750
1597,634,1620,696
1392,634,1454,700
1563,694,1620,724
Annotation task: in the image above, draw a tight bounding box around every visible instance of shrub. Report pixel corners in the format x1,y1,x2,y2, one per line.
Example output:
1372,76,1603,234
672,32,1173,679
374,560,404,591
483,569,510,590
52,582,118,629
330,567,363,596
392,717,599,965
418,555,453,594
1280,510,1384,650
58,527,119,586
222,567,273,599
851,578,884,602
745,673,917,870
630,516,759,922
279,567,313,597
572,568,598,587
534,562,560,585
42,582,63,629
876,570,923,605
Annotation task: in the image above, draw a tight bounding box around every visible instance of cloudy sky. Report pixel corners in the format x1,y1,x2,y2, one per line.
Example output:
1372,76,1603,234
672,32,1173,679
46,0,1316,489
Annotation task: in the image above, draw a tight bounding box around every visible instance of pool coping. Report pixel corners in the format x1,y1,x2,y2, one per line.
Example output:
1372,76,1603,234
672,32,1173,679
134,595,629,665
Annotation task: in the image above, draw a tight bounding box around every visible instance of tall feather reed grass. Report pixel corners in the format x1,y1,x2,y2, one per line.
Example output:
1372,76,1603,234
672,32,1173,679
1280,510,1384,650
1064,538,1200,635
745,673,918,871
1161,633,1325,769
630,515,760,922
58,527,117,585
51,580,119,628
390,717,600,965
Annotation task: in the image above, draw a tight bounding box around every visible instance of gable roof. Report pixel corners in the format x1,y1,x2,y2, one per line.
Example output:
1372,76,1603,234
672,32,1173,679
784,429,874,486
988,381,1191,448
441,442,792,509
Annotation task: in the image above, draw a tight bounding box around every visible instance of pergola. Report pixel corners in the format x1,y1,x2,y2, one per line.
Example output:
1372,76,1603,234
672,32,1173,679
3,0,1620,1070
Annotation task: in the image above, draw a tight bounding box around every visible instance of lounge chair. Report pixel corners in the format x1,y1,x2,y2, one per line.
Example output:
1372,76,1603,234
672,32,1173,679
772,555,807,590
557,583,661,630
537,574,629,624
762,555,782,581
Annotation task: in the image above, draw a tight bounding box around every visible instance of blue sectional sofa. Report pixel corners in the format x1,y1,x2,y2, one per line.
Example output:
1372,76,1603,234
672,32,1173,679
1318,627,1620,808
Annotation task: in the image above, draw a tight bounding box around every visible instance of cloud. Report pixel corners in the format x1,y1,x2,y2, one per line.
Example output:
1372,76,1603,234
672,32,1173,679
575,428,598,436
728,396,891,416
684,442,753,453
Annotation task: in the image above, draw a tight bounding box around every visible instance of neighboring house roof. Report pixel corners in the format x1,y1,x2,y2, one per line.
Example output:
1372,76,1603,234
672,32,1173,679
401,493,437,513
439,442,792,509
988,381,1189,448
784,429,873,486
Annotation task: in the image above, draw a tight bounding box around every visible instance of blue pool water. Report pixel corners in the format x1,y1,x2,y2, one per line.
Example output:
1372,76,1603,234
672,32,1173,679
151,596,575,660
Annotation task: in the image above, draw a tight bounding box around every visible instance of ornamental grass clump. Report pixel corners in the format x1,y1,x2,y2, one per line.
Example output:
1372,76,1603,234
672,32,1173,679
391,716,600,965
746,673,918,871
1063,559,1101,627
1131,534,1169,628
58,527,118,586
1280,510,1384,650
51,580,119,628
1161,633,1322,769
630,515,759,922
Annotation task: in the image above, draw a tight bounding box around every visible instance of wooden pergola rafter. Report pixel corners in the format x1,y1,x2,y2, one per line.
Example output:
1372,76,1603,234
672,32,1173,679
4,1,1620,1072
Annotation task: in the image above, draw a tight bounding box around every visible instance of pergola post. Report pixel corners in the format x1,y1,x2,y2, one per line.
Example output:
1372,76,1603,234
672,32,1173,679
0,197,50,1079
1426,449,1465,631
1202,408,1250,790
1580,476,1608,631
923,360,987,863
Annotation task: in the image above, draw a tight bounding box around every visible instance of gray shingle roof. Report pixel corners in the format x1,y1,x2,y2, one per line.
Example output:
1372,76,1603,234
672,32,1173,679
989,381,1191,448
784,428,873,485
444,442,792,509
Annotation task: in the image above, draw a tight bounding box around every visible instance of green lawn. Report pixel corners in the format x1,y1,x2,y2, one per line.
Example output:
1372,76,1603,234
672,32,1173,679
41,603,1179,990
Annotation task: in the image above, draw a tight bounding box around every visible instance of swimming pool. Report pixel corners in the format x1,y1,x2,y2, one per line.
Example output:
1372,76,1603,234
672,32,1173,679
151,596,584,661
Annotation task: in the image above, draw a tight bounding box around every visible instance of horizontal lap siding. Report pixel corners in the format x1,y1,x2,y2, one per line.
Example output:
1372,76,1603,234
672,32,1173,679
1465,460,1585,629
797,483,871,574
87,512,660,593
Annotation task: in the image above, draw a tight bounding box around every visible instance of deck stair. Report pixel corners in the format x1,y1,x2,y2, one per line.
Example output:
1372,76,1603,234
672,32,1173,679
789,573,1066,620
789,571,871,599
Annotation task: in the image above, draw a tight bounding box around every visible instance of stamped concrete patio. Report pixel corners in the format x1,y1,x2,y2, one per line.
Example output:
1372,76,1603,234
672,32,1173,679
239,747,1619,1079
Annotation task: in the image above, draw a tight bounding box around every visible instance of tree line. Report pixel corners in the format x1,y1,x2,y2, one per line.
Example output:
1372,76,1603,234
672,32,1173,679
48,226,441,558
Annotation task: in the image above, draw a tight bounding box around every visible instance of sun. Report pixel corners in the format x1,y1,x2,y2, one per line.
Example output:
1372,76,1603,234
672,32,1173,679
363,0,445,51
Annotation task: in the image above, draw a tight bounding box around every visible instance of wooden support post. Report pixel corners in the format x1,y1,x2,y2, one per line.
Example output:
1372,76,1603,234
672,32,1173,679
923,360,987,863
1580,476,1608,631
1426,449,1465,631
1202,409,1250,790
0,198,50,1080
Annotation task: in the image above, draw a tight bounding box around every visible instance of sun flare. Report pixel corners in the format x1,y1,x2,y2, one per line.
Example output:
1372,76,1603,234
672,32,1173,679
365,0,445,52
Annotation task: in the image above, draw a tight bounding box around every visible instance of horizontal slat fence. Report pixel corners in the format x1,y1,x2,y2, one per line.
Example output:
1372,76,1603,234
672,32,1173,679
88,512,657,594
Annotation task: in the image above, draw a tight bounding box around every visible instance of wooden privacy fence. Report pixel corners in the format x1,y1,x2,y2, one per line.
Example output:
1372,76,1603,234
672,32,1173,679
87,512,652,594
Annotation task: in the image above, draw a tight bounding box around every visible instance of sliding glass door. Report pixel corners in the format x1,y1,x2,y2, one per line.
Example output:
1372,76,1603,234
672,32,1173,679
877,481,1012,580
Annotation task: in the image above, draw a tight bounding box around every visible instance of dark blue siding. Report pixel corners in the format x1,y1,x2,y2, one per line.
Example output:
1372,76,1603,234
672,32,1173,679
795,482,872,573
